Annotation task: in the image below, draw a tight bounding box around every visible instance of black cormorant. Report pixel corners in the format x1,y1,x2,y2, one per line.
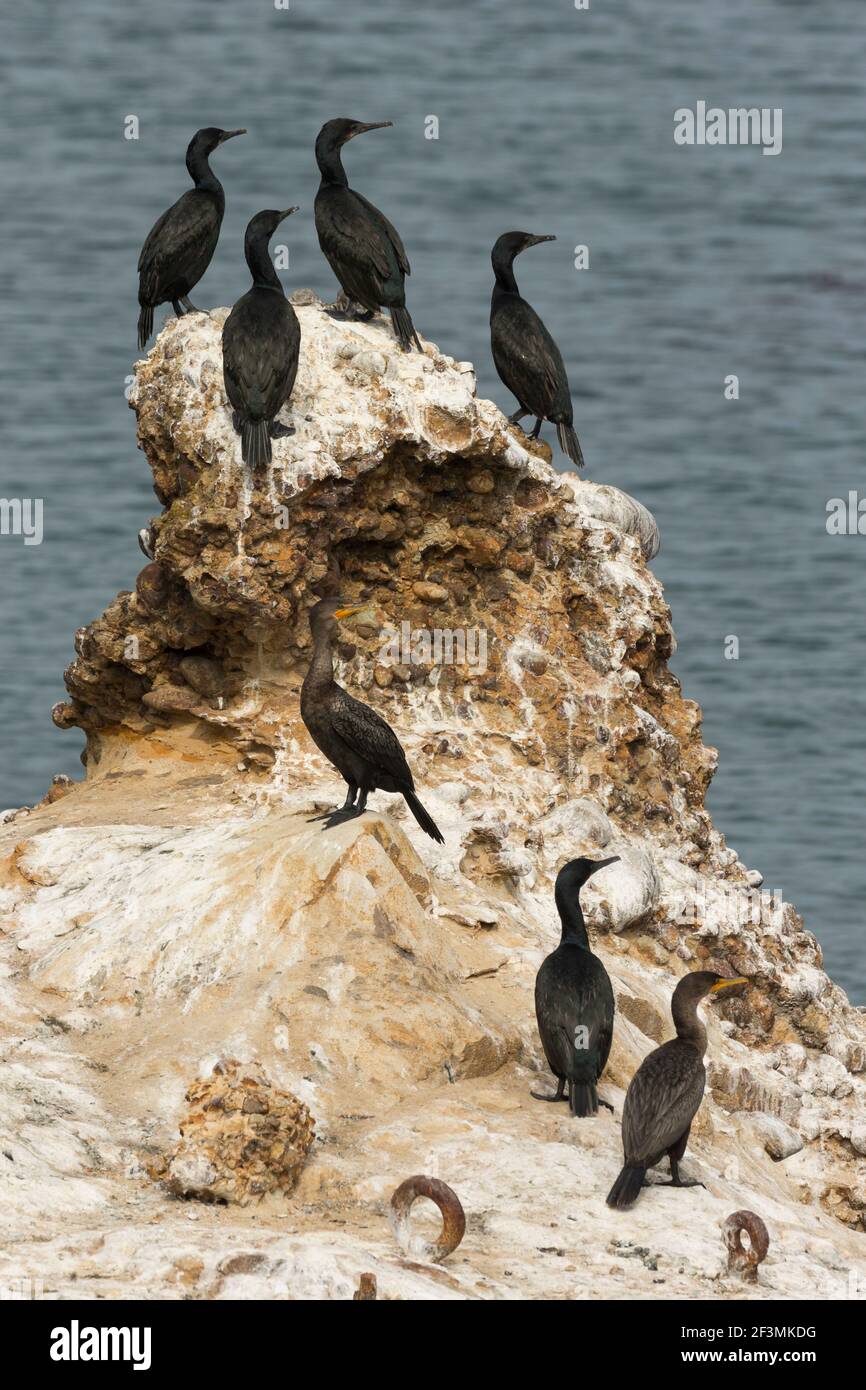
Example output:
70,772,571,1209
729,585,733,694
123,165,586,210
137,126,245,350
314,118,421,352
533,856,620,1116
222,207,301,468
490,231,584,467
301,597,443,842
606,970,748,1208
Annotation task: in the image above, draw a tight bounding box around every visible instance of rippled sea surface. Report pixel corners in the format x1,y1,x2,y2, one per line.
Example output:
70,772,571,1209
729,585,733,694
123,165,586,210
0,1,863,998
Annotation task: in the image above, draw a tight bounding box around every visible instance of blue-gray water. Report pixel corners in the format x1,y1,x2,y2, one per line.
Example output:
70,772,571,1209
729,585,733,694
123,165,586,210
1,1,863,999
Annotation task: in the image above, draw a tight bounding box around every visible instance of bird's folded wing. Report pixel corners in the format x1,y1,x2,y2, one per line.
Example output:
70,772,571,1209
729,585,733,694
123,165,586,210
539,972,611,1074
223,311,295,414
138,192,213,295
231,349,291,415
351,190,411,275
493,301,561,405
623,1049,706,1161
330,689,413,786
324,195,398,291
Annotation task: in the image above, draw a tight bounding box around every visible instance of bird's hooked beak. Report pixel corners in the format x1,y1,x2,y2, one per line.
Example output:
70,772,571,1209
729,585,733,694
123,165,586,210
526,233,556,249
587,855,620,878
219,128,246,143
346,120,393,142
710,976,748,994
334,604,364,621
279,206,300,221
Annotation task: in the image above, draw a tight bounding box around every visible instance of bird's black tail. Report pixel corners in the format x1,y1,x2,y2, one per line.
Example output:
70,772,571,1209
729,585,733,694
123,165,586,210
240,418,272,469
403,789,444,843
606,1164,646,1209
138,304,154,352
390,304,422,352
556,421,585,469
568,1080,598,1117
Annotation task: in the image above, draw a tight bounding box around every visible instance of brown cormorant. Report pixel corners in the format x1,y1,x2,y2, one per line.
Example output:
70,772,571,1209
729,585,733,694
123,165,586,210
301,597,443,842
533,856,620,1116
490,231,584,467
606,970,748,1208
137,126,245,350
222,207,301,468
314,119,421,352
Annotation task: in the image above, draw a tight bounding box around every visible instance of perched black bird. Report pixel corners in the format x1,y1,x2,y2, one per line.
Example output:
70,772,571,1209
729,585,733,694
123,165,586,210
301,597,443,842
533,856,620,1117
606,970,748,1209
490,231,584,467
222,207,301,468
314,118,421,351
137,126,245,350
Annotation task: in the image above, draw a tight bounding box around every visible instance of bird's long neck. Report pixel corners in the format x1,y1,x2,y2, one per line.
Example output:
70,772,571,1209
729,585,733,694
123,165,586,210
554,880,589,948
672,994,707,1052
493,259,519,296
186,145,223,200
317,144,348,188
304,626,336,694
245,233,281,290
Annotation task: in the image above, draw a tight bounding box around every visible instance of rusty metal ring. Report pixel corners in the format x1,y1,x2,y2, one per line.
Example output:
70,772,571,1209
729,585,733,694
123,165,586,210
723,1209,769,1281
389,1175,466,1262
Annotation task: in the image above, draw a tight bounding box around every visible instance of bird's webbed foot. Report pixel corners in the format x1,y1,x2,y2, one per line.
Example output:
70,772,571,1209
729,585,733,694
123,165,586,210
597,1097,615,1113
319,806,365,830
269,420,295,440
530,1077,567,1103
530,417,543,439
180,296,207,315
326,291,354,318
658,1176,705,1190
306,807,357,826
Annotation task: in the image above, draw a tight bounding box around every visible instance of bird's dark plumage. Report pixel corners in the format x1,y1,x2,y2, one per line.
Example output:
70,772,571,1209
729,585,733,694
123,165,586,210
301,597,443,842
606,970,748,1208
137,126,245,350
490,231,584,467
533,857,619,1116
314,118,421,351
222,207,301,468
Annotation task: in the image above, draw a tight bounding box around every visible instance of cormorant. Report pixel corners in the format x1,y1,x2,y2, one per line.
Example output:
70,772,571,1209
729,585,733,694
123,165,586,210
301,597,444,842
606,971,748,1209
533,856,620,1116
222,207,301,468
137,126,245,350
490,231,585,467
314,118,421,352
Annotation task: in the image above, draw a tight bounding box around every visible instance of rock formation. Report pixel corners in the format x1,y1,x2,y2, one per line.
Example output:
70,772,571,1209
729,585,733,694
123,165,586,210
0,297,863,1300
159,1058,315,1205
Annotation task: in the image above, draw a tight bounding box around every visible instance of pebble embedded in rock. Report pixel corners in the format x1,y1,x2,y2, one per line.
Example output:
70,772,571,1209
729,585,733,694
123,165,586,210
412,581,449,605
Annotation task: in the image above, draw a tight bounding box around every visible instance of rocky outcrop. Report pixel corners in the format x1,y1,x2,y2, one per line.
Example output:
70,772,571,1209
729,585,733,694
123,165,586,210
1,299,864,1301
159,1059,315,1205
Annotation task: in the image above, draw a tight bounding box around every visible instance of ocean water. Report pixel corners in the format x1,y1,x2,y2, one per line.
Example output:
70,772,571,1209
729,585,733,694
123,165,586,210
0,1,863,999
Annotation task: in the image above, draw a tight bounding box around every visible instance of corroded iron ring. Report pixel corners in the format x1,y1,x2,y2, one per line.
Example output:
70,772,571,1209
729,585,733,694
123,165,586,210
389,1175,466,1262
723,1209,769,1281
